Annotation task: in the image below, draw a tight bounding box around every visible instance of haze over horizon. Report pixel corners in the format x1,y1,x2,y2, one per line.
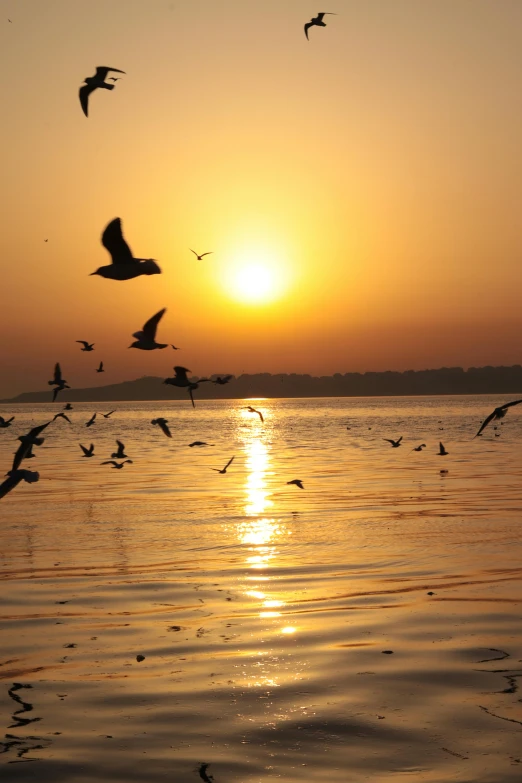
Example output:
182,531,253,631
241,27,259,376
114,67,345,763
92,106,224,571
3,0,522,398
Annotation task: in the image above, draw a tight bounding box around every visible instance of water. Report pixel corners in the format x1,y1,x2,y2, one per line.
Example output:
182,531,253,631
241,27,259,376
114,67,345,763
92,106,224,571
1,396,522,782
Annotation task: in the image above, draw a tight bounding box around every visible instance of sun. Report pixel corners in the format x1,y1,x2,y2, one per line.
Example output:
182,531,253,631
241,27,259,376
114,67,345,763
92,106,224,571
223,246,289,305
233,264,276,302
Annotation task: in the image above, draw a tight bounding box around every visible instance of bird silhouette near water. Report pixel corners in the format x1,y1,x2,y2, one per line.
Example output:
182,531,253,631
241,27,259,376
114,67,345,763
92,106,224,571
48,363,70,401
130,308,168,350
101,460,133,469
412,444,426,452
213,375,233,385
76,341,94,352
287,479,304,489
246,406,264,422
11,422,51,472
474,399,522,438
111,440,128,459
211,456,235,474
383,437,402,448
0,416,14,428
102,410,116,419
164,367,211,407
189,441,214,447
190,249,212,260
53,412,71,424
91,218,161,280
438,442,448,456
80,444,95,458
304,12,337,39
79,66,125,117
85,413,97,427
151,418,172,438
0,469,39,499
96,361,104,373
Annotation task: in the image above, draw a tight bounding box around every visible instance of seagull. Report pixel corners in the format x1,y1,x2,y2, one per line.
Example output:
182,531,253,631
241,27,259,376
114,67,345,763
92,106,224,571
79,66,125,117
190,249,213,260
474,399,522,438
213,375,233,385
76,341,94,351
383,437,402,448
246,406,264,422
304,12,337,39
80,443,95,458
0,416,14,428
102,410,116,418
101,460,133,469
53,412,71,423
189,441,213,447
164,367,211,407
0,469,39,499
412,444,427,452
438,442,448,456
96,361,104,373
171,345,180,350
86,413,97,427
151,418,172,438
130,308,168,350
91,218,161,280
11,422,51,472
287,479,304,489
64,403,73,411
111,440,128,459
48,363,70,401
211,456,235,474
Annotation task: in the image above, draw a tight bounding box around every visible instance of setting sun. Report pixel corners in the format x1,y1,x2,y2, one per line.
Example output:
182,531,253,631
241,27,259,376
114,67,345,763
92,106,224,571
233,264,275,302
220,245,290,305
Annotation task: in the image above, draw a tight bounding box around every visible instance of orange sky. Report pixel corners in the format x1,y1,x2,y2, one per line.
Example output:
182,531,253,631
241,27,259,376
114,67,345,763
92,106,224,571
2,0,522,397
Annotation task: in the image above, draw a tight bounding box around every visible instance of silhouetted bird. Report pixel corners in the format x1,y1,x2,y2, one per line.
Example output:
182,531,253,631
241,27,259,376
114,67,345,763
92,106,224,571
189,441,213,447
383,437,402,448
53,412,71,423
287,479,304,489
91,218,161,280
102,410,116,418
85,413,97,427
64,403,73,411
108,77,122,82
151,418,172,438
190,249,212,260
48,363,70,401
304,12,336,39
11,422,51,472
164,367,210,408
101,460,133,469
0,416,14,428
211,456,235,474
77,341,94,351
246,406,264,422
111,440,128,459
80,443,95,458
171,345,180,350
0,469,39,499
79,66,125,117
213,375,233,385
96,361,104,373
412,444,426,452
438,442,448,456
130,308,168,350
474,399,522,438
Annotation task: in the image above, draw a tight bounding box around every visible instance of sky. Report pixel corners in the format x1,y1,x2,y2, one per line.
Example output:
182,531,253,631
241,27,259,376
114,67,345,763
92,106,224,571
2,0,522,398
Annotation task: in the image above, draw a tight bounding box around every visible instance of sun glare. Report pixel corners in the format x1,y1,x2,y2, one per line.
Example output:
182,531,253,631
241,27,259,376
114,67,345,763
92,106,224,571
234,264,275,302
222,246,289,305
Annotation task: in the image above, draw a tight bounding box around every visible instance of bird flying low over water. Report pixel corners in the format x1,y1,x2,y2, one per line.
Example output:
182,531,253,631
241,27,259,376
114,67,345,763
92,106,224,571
11,422,51,472
164,367,211,408
304,12,337,39
287,479,304,489
79,66,125,117
111,440,128,459
48,363,70,401
383,437,402,448
77,341,94,351
64,403,73,411
171,345,180,350
213,375,233,385
91,218,161,280
86,413,97,427
53,412,71,423
102,410,115,418
130,308,168,350
211,456,235,474
80,444,95,457
0,469,39,500
246,406,264,422
438,442,448,456
151,418,172,438
189,441,213,447
190,249,212,260
101,460,133,469
96,361,104,373
412,444,426,452
0,416,14,428
474,399,522,438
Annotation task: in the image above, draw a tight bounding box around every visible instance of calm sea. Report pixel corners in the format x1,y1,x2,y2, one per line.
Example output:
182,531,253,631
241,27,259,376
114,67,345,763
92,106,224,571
1,396,522,782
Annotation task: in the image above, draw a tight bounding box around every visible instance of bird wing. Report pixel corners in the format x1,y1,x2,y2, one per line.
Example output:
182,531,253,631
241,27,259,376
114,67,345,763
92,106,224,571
199,252,213,258
80,444,89,456
256,410,264,422
77,341,89,348
225,456,235,470
116,440,125,452
475,411,497,437
101,460,118,466
99,362,103,370
142,308,166,340
79,84,96,117
27,422,51,439
95,66,126,80
500,399,522,411
54,363,62,383
383,439,394,444
102,218,135,264
439,442,444,453
161,422,172,437
174,366,190,380
52,387,60,402
189,249,199,257
0,417,4,424
189,387,196,408
398,436,402,443
104,410,115,417
304,21,312,39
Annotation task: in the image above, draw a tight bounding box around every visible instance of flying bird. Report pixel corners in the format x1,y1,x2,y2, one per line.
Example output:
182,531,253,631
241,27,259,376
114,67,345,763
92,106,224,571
211,456,235,474
85,413,97,427
79,66,125,117
412,444,427,452
164,367,211,407
0,469,39,500
474,399,522,438
102,410,116,418
91,218,161,280
0,416,14,428
383,437,402,448
101,460,133,469
287,479,304,489
111,440,128,459
80,444,95,458
171,345,180,350
64,403,73,411
76,341,94,351
189,441,213,447
190,249,213,260
438,442,448,456
130,308,168,350
53,412,71,423
304,12,337,39
246,406,264,422
213,375,233,385
151,418,172,438
48,363,70,401
11,422,51,472
96,361,104,373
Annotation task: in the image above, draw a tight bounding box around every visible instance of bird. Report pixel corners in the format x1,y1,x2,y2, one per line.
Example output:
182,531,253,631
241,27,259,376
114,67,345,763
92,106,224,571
0,416,14,428
171,345,180,350
190,249,213,260
102,410,116,419
211,456,235,474
189,441,213,447
96,361,104,373
53,412,71,423
86,413,97,427
79,66,125,117
129,308,168,350
101,460,133,469
108,77,122,82
438,442,448,456
79,444,95,458
164,367,211,408
287,479,304,489
0,469,39,500
383,437,402,448
91,218,161,280
213,375,233,385
11,422,51,472
64,403,73,411
48,363,70,401
76,340,95,351
111,440,128,459
151,418,172,438
304,12,337,39
474,399,522,438
412,444,427,452
246,406,264,422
